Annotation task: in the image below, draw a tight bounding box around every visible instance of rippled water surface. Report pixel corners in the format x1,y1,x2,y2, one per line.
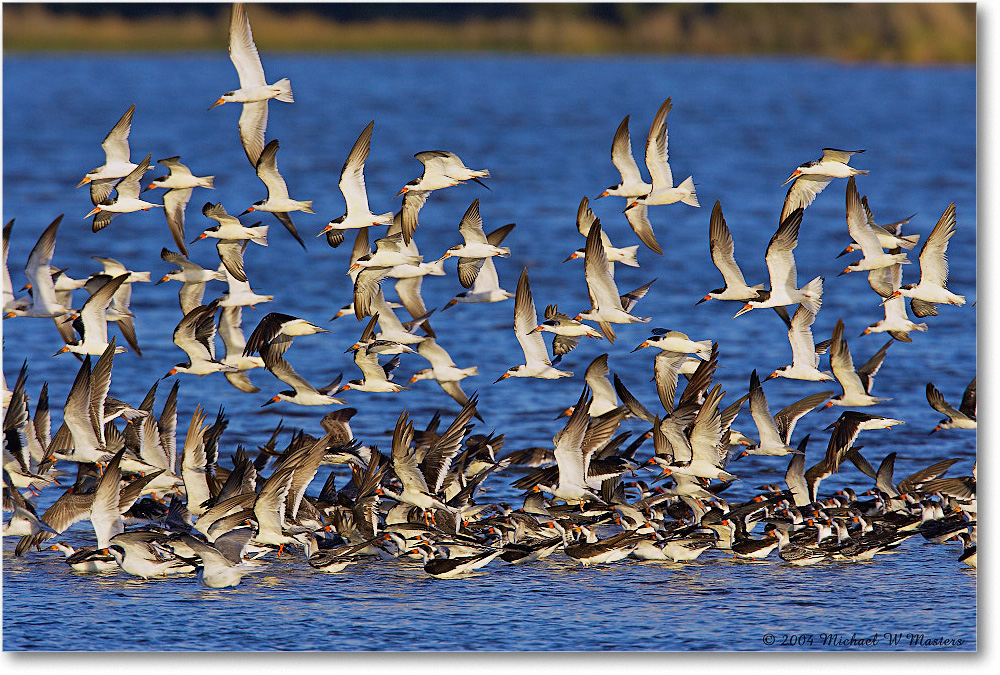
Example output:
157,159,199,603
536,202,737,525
2,54,975,651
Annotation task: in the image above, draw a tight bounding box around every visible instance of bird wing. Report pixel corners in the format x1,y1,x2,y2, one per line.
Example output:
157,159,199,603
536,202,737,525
644,98,674,189
575,196,598,238
856,340,891,394
422,396,479,494
609,116,644,187
90,449,126,547
784,437,810,505
173,302,217,362
925,382,963,420
101,104,135,166
619,279,654,314
340,121,375,216
765,208,802,293
821,148,863,164
787,305,819,368
353,266,391,320
486,222,516,247
552,334,582,357
917,203,957,290
242,311,288,357
845,177,885,260
89,179,119,208
457,257,486,289
216,239,247,283
157,156,192,176
24,215,63,312
780,175,833,223
513,268,550,367
417,338,456,369
959,377,976,418
217,306,248,358
369,291,406,333
254,461,297,536
439,380,472,408
829,320,866,398
773,391,832,444
229,3,267,88
584,220,624,312
260,343,317,395
468,255,502,294
401,190,429,243
689,386,724,466
162,188,193,256
415,150,464,176
708,201,750,289
114,154,150,201
653,350,686,412
623,203,662,254
255,139,290,200
390,412,430,494
79,275,128,347
39,490,95,535
866,265,895,299
238,101,268,167
458,199,488,245
354,347,387,382
748,370,784,449
551,388,591,490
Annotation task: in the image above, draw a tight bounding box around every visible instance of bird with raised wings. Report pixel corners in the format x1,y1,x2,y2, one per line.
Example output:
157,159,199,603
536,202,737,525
319,121,393,248
495,269,573,382
209,3,293,167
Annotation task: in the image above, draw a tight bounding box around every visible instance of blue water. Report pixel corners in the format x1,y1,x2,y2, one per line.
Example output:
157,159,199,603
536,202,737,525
2,54,976,651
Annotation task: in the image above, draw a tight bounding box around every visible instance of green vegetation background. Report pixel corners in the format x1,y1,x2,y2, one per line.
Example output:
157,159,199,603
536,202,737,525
3,3,975,63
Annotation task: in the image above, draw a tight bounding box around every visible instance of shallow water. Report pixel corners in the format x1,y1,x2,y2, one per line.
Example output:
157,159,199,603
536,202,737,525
2,53,976,651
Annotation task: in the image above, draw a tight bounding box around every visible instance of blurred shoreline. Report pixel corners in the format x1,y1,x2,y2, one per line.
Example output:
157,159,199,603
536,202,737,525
2,3,975,63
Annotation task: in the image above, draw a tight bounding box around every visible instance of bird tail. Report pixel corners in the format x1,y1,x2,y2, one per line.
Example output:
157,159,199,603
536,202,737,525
425,258,447,275
375,211,394,225
695,339,713,357
472,169,490,179
496,246,511,258
273,78,294,103
897,234,920,250
619,245,640,267
200,176,215,189
800,276,824,315
678,176,700,207
463,366,479,377
251,225,269,246
299,200,315,214
851,169,870,176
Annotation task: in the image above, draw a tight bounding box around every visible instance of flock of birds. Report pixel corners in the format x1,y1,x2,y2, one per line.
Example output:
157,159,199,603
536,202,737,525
3,4,976,587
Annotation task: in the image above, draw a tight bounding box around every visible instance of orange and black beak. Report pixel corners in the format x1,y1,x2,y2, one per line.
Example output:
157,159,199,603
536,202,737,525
781,169,802,186
261,395,281,407
695,294,712,305
208,98,226,110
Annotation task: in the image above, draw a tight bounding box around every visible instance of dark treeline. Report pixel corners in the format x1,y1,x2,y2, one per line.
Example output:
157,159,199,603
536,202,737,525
39,3,655,23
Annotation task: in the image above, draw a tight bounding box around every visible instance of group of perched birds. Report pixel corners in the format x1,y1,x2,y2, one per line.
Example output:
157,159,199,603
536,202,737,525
3,4,975,587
